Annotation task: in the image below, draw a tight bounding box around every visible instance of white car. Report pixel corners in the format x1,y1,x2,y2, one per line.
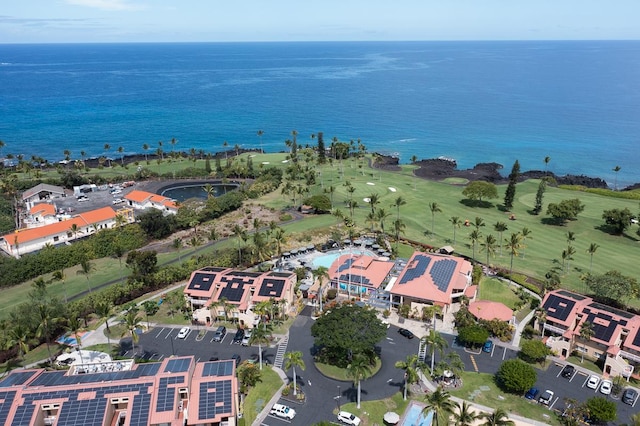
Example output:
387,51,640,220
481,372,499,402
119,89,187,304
270,403,296,420
538,390,554,406
241,329,253,346
600,379,613,395
112,198,124,205
586,375,600,389
176,327,189,339
337,411,361,425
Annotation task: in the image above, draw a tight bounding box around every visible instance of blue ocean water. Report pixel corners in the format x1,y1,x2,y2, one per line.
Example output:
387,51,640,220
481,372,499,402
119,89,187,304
1,41,639,187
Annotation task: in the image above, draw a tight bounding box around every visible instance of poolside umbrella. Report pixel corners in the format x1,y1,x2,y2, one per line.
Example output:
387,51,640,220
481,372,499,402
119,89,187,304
383,412,400,424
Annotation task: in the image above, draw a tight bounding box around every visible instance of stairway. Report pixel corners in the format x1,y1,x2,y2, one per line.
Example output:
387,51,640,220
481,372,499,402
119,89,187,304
273,334,289,369
418,339,427,363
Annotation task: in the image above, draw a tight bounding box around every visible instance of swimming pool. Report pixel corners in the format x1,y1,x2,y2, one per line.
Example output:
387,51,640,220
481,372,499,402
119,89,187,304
311,250,371,269
401,402,433,426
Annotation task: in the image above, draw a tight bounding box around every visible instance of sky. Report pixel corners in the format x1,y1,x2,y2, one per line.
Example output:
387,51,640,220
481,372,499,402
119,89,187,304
1,0,639,43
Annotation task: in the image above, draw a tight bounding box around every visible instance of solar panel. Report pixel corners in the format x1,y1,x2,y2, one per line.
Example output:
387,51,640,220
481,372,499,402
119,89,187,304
430,259,457,292
588,302,635,319
632,329,640,348
542,294,576,321
0,391,17,426
165,358,191,373
56,397,107,426
202,360,235,377
338,258,355,272
187,272,217,291
399,255,431,284
201,267,227,272
197,380,233,420
0,371,37,388
557,290,587,300
129,392,152,426
269,271,293,278
258,278,285,297
156,378,177,412
219,277,253,302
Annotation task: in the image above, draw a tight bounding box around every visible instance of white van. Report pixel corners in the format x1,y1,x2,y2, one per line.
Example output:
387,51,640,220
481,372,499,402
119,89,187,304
270,403,296,420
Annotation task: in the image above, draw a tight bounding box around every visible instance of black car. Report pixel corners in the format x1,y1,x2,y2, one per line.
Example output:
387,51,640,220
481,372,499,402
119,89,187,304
232,329,245,344
622,388,638,405
212,326,227,342
208,356,219,362
561,365,575,379
231,354,241,366
398,328,415,339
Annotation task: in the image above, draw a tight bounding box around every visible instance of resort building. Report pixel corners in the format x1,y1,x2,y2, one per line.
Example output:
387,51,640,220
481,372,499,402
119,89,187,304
389,251,474,314
124,190,178,215
24,203,59,228
0,206,134,258
0,356,239,426
327,252,395,298
541,289,640,378
183,267,297,327
21,183,67,210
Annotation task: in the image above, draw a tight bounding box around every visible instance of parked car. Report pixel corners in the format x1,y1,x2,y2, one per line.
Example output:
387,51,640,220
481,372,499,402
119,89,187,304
622,388,638,405
599,380,613,395
398,328,414,339
337,411,361,425
212,326,226,342
524,387,539,400
112,198,124,205
208,356,219,362
539,390,554,405
270,403,296,420
482,340,493,353
232,329,245,344
77,196,89,202
247,354,260,364
176,327,189,339
586,375,600,389
561,365,575,379
241,329,253,346
231,354,241,366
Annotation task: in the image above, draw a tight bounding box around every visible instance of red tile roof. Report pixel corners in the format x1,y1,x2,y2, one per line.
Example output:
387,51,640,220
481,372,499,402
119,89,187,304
29,203,57,216
469,300,513,321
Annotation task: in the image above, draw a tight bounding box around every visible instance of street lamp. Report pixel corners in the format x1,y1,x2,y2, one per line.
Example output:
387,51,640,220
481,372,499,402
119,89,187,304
336,385,341,411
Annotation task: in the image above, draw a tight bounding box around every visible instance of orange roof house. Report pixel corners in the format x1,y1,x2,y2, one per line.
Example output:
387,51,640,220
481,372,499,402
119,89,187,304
25,203,58,228
124,190,178,214
469,300,513,322
0,206,121,258
328,253,395,296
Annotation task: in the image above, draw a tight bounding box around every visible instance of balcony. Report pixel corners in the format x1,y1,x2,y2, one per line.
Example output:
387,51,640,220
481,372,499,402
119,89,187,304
543,323,567,335
619,349,640,363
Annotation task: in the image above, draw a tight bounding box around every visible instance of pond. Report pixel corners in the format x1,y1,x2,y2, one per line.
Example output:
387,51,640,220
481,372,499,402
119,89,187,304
160,182,238,202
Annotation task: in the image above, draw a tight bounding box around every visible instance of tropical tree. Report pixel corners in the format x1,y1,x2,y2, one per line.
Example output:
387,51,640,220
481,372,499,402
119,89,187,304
257,129,264,152
312,266,330,312
376,208,391,239
520,227,532,259
346,354,372,408
250,322,272,370
505,232,523,277
469,230,482,262
35,303,60,362
422,329,448,375
142,143,150,162
393,218,406,248
395,354,427,400
66,316,84,355
450,216,462,245
422,386,457,426
478,408,515,426
579,321,595,363
544,156,551,176
104,143,112,167
69,223,82,241
586,242,600,274
613,165,621,190
95,300,113,344
76,257,95,293
142,300,160,329
429,202,442,235
284,351,306,396
7,323,30,360
481,234,497,265
121,308,143,357
392,196,406,221
452,401,479,426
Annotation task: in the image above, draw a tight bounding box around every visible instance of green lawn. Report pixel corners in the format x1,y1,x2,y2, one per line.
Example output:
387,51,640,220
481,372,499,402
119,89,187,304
478,277,522,310
338,391,409,426
242,366,283,425
450,372,561,425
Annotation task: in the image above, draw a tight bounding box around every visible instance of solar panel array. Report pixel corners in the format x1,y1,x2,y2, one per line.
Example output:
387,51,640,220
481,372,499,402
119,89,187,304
0,391,17,426
229,271,262,278
202,360,235,377
219,276,255,302
632,329,640,348
588,302,635,319
399,255,431,284
201,267,228,273
0,371,37,387
56,396,107,426
269,271,293,278
557,290,587,301
338,258,355,272
156,376,184,412
430,259,457,292
198,380,233,420
543,294,576,321
165,357,192,373
583,310,627,343
258,278,285,297
187,272,217,291
338,274,371,285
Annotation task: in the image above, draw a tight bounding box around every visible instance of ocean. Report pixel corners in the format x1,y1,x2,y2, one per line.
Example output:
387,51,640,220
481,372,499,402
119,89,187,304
1,41,639,187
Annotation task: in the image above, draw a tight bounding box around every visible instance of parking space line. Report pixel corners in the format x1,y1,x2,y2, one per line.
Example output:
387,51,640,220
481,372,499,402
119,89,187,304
164,329,175,339
501,347,507,360
155,328,165,338
549,396,559,410
469,355,479,372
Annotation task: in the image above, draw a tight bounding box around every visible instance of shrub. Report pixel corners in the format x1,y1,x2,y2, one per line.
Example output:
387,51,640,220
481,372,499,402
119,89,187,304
326,288,337,300
496,359,537,393
457,325,489,348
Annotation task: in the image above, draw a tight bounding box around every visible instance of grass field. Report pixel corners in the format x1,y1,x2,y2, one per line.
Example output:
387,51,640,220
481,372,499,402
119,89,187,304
241,366,283,425
478,277,523,310
338,391,410,426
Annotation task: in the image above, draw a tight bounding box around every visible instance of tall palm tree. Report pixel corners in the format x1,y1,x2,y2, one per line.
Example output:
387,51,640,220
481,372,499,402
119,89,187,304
66,316,84,355
393,219,406,249
121,308,143,357
104,144,112,167
69,223,82,241
392,196,406,221
520,227,532,259
473,216,485,231
250,322,272,370
450,216,462,245
95,300,113,345
478,408,515,426
142,143,150,162
118,146,124,165
36,303,60,362
376,208,391,239
312,266,330,312
232,224,245,265
579,321,595,363
544,156,551,176
395,354,427,400
422,386,457,426
587,242,599,274
565,245,576,274
452,401,479,426
257,130,264,153
469,230,482,262
202,183,215,199
368,192,380,215
284,351,305,396
481,234,497,266
346,354,372,409
493,221,508,257
429,202,442,235
423,329,448,375
7,323,30,360
52,269,68,303
76,258,95,293
505,232,523,277
613,165,621,190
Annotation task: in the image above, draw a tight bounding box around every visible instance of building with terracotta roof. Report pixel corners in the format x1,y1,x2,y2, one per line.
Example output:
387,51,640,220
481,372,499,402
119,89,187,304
541,289,640,378
184,267,297,327
0,356,239,426
468,300,514,322
124,190,178,215
389,251,473,314
25,203,59,228
0,206,133,258
328,253,395,297
21,183,67,209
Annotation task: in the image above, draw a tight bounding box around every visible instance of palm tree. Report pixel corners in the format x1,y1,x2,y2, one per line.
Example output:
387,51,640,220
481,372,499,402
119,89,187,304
392,196,406,221
142,143,150,162
36,303,60,362
613,165,621,190
395,354,427,400
142,300,159,329
250,322,272,370
586,242,599,274
232,224,245,265
312,266,330,312
493,221,508,256
393,219,406,249
520,227,532,259
66,316,84,355
52,269,68,303
422,386,457,426
69,223,82,241
478,408,515,426
469,229,482,262
104,144,112,167
284,351,306,396
505,232,523,277
118,146,124,165
473,216,485,230
202,183,215,199
481,234,497,266
257,130,264,153
121,308,143,357
452,401,479,426
450,216,462,245
95,300,113,345
423,329,448,375
7,323,30,360
565,245,576,274
376,208,391,239
346,354,372,409
544,156,551,176
579,321,595,363
368,192,380,215
76,258,95,293
566,231,576,245
429,202,442,235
